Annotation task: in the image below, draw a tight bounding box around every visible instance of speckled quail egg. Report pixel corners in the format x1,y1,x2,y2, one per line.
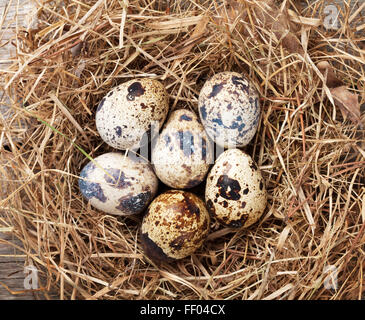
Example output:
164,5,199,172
198,71,261,148
79,152,158,215
140,190,210,263
96,78,169,150
151,109,213,189
205,149,267,228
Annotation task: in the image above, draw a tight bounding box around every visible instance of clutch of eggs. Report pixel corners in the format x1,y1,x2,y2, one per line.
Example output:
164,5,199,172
78,73,267,264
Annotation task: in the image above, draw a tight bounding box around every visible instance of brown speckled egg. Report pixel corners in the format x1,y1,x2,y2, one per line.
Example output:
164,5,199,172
140,190,210,263
151,109,213,189
96,78,169,150
205,149,267,228
79,152,158,215
198,71,260,148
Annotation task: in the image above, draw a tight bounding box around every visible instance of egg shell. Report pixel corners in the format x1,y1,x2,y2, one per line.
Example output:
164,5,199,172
140,190,210,263
96,78,169,150
205,149,267,228
79,152,158,215
152,109,214,189
198,71,260,148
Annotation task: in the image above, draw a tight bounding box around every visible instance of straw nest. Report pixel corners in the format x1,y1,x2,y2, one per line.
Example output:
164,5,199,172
0,0,364,300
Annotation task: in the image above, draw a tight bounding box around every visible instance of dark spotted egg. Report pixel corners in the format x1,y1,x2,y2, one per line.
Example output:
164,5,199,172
151,109,213,189
96,78,169,150
198,71,260,148
140,190,210,263
79,152,158,215
205,149,267,229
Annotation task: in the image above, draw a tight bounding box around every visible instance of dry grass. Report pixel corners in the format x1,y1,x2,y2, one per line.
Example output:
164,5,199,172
0,0,364,300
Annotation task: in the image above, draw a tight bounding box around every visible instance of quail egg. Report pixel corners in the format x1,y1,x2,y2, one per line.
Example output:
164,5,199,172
198,71,260,148
79,152,158,215
140,190,210,263
151,109,213,189
205,149,267,228
96,78,169,150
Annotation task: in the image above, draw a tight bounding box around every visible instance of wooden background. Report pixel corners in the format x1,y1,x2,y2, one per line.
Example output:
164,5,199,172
0,0,39,300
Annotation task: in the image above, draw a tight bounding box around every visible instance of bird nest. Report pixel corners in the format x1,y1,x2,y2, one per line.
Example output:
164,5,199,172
0,0,364,300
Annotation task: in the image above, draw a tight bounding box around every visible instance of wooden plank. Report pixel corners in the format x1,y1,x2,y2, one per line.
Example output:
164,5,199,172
0,233,27,263
0,0,38,68
0,231,37,300
0,0,39,300
0,278,38,300
0,230,59,300
0,0,38,146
